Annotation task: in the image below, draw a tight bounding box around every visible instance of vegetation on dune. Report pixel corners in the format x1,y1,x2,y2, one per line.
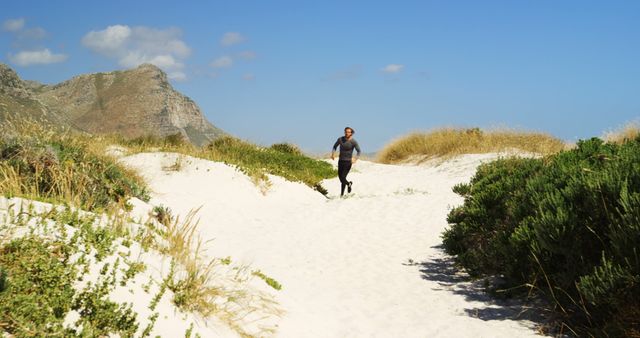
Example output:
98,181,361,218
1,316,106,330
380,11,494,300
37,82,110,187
0,63,324,337
206,136,335,194
603,120,640,145
0,120,282,336
147,206,282,336
0,120,149,211
107,133,336,195
0,209,141,337
377,127,567,163
0,200,280,337
442,136,640,336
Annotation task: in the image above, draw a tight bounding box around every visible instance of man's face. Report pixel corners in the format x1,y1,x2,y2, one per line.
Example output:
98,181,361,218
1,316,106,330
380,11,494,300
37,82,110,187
344,129,353,138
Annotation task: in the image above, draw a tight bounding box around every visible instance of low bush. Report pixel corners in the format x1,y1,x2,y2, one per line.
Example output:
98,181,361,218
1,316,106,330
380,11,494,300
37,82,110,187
0,237,77,336
206,136,336,194
270,142,303,155
443,157,544,280
0,234,139,337
124,132,190,149
443,136,640,336
0,122,149,211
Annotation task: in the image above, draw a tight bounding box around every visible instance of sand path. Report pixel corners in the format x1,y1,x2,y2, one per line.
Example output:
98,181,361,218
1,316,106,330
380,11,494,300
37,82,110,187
122,153,545,337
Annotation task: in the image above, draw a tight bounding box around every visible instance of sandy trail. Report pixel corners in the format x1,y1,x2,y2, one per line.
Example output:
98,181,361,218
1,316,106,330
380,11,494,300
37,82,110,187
122,153,545,337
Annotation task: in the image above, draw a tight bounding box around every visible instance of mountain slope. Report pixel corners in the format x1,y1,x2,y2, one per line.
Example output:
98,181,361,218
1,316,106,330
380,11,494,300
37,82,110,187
36,64,225,145
0,63,66,126
0,63,225,146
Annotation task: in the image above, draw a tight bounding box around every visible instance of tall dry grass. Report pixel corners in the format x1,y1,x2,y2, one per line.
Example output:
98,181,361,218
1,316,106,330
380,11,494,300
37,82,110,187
602,121,640,144
377,127,567,164
153,207,281,336
0,118,149,211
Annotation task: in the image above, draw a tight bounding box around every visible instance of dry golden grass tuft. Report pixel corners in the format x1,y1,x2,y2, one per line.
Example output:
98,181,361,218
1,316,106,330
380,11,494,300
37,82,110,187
0,118,148,211
377,127,568,164
153,207,282,337
602,121,640,145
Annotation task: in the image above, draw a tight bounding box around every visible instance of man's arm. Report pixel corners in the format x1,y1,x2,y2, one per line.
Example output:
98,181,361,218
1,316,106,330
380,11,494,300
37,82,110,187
353,140,362,163
331,138,340,160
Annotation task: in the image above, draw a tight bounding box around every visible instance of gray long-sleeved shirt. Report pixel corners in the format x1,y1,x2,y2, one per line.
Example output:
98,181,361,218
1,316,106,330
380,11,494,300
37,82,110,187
333,137,361,161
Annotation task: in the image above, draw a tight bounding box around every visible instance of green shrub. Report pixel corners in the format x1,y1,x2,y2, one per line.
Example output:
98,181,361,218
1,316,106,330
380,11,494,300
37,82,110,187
72,280,139,337
207,136,336,194
0,132,149,211
443,136,640,335
0,210,146,337
270,142,302,155
0,237,77,336
443,157,543,280
152,204,173,227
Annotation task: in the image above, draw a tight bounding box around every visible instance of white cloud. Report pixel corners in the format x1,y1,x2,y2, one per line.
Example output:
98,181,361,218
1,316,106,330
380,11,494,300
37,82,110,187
381,64,404,74
211,56,233,68
243,73,255,81
82,25,191,79
130,26,191,58
221,32,245,46
9,49,67,66
119,52,183,69
82,25,132,57
2,18,47,40
2,18,25,32
238,50,256,60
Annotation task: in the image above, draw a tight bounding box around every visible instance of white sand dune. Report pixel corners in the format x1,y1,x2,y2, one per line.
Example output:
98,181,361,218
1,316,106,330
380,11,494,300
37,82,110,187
121,152,547,337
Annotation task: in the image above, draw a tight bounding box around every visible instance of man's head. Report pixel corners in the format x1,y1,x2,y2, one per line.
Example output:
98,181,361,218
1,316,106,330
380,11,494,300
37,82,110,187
344,127,355,137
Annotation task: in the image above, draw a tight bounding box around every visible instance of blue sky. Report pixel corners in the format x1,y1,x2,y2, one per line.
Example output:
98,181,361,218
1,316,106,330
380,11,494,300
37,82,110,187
1,1,639,152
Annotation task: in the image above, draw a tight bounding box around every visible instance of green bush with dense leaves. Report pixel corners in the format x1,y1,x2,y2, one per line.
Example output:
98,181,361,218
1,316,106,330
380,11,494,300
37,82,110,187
0,237,76,336
443,137,640,336
443,157,544,280
207,136,336,194
0,236,139,337
270,142,303,156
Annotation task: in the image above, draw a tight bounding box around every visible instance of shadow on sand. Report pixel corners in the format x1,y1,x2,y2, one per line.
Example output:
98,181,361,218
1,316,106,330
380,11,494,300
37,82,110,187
406,245,551,326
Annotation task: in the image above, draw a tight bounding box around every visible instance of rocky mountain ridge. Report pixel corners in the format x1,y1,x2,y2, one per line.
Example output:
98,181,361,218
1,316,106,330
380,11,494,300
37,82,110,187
0,63,65,126
0,63,225,145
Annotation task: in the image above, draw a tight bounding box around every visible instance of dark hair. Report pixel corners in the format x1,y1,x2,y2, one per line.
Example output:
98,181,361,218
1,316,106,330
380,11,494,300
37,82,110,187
344,126,355,134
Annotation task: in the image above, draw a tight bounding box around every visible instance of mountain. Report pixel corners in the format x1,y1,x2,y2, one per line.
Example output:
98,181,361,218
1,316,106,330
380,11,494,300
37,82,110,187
0,63,226,146
0,63,66,126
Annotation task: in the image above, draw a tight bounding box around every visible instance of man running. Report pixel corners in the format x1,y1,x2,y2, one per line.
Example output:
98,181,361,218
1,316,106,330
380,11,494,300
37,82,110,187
331,127,361,196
